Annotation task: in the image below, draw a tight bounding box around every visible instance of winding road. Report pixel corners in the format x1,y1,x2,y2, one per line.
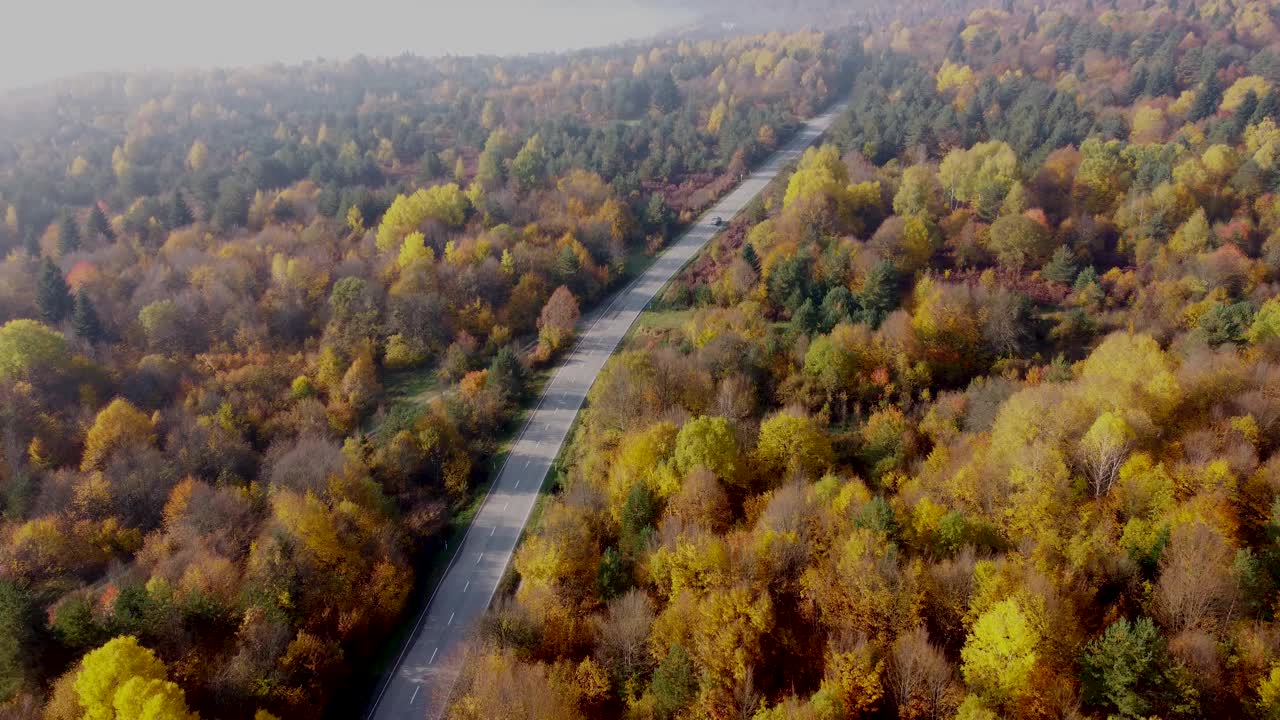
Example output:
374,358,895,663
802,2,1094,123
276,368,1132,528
366,99,847,720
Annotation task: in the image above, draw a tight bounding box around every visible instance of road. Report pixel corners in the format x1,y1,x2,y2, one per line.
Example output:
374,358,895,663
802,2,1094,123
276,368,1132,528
366,99,847,720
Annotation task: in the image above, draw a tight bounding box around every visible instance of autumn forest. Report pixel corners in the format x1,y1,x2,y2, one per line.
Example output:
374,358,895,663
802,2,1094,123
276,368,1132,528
4,0,1280,719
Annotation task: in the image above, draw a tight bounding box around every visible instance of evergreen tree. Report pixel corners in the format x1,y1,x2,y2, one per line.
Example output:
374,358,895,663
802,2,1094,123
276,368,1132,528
36,258,72,323
651,646,696,720
167,191,193,229
1024,12,1038,37
1252,89,1279,125
742,242,760,272
595,546,629,600
85,204,113,241
73,290,104,343
1080,617,1195,718
487,346,525,400
416,148,443,183
1125,67,1149,104
57,213,80,256
316,186,341,217
1190,74,1222,122
644,193,673,233
791,298,819,336
858,260,898,328
619,482,657,556
1233,91,1260,137
1042,245,1080,285
1144,62,1175,98
554,245,581,283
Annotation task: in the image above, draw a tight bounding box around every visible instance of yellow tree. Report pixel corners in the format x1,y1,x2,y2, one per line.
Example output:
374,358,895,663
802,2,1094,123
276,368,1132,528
754,411,833,482
82,399,155,471
673,416,739,484
960,599,1040,705
75,636,197,720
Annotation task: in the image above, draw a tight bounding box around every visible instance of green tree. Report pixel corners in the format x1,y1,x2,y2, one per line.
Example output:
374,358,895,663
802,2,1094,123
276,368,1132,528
0,319,69,381
1248,297,1280,345
58,213,81,256
167,192,193,229
1041,245,1078,284
619,481,657,556
650,645,696,720
37,257,73,323
72,291,104,343
596,546,629,600
858,260,898,327
0,579,39,702
86,205,113,241
510,134,547,193
673,416,739,483
1190,74,1222,122
1080,616,1196,719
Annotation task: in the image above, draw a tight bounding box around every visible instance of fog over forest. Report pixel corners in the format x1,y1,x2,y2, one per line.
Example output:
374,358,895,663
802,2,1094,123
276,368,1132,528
0,0,692,90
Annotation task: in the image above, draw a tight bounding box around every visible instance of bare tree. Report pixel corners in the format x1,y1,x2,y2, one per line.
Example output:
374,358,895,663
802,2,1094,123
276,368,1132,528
595,589,656,688
1077,411,1134,497
1156,522,1240,633
889,626,957,720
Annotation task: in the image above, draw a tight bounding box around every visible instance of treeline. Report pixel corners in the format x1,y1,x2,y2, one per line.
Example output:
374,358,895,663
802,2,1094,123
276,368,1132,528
0,30,860,719
449,1,1280,719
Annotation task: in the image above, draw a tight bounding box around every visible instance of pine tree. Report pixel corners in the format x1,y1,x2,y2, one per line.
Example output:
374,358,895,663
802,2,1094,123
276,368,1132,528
1024,12,1038,37
73,291,104,343
1252,89,1280,125
1190,74,1222,122
36,258,72,323
1125,67,1149,104
85,204,113,241
858,260,898,328
57,214,80,256
1233,90,1260,136
168,191,193,229
1042,245,1079,285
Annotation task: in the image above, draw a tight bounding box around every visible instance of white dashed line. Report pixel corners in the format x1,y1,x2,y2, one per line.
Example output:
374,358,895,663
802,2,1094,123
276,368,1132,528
490,526,495,536
476,552,483,564
428,648,438,664
448,612,455,626
463,580,470,592
410,686,419,704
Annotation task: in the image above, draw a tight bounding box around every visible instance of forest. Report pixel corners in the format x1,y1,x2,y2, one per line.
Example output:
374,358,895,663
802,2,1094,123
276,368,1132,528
0,26,858,720
442,0,1280,719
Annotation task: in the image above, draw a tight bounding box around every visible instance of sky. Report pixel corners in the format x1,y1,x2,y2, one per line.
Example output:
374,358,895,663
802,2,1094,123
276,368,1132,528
0,1,693,90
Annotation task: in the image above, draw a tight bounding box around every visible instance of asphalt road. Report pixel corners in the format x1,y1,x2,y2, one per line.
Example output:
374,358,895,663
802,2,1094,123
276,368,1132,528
367,99,847,720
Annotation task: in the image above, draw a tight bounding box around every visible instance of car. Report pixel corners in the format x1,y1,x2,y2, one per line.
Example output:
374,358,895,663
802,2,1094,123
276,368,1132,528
711,216,724,226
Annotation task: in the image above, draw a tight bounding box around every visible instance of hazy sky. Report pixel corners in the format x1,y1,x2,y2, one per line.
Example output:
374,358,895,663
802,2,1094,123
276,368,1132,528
1,1,692,90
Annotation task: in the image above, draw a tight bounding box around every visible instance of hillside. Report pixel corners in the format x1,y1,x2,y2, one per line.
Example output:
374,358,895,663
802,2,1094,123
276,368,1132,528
444,1,1280,719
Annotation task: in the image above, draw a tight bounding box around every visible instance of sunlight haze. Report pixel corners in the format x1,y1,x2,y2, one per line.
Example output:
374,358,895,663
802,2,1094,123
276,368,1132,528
1,0,691,89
